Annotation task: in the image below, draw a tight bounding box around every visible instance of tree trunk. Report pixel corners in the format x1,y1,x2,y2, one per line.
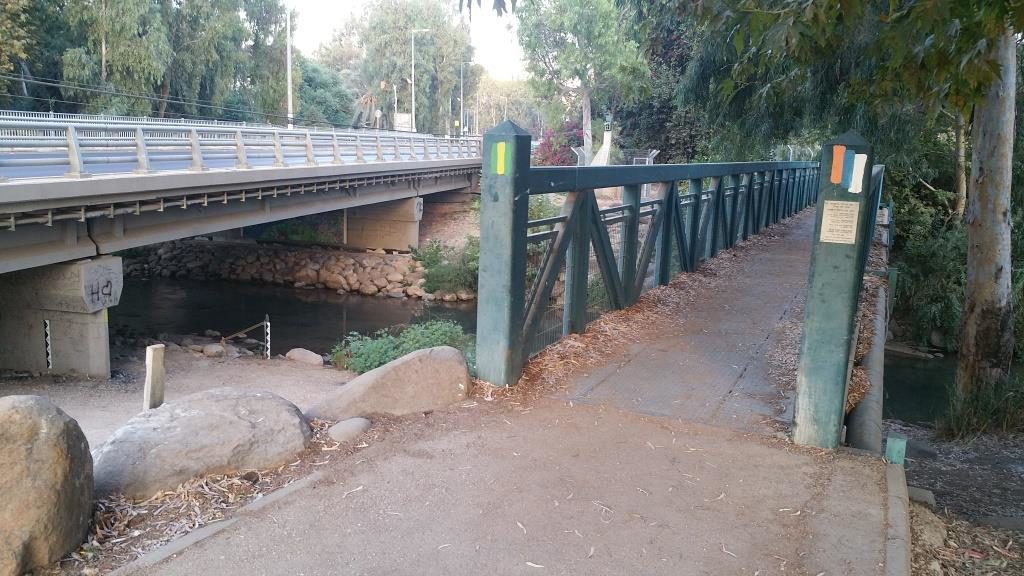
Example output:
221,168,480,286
954,110,968,220
955,31,1016,397
158,80,170,117
581,91,593,165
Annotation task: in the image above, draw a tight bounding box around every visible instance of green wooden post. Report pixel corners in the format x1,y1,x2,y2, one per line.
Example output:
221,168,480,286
687,178,702,271
621,184,641,302
793,131,875,448
656,182,677,284
476,121,532,386
564,192,592,333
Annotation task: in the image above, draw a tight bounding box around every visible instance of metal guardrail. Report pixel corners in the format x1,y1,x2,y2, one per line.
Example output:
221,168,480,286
0,109,261,128
0,118,482,180
475,123,821,386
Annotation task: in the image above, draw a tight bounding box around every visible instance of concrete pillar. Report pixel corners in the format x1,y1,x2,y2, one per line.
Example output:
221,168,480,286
0,256,122,378
344,197,423,251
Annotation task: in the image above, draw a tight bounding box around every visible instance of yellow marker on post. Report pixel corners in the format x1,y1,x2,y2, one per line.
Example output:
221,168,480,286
494,142,507,175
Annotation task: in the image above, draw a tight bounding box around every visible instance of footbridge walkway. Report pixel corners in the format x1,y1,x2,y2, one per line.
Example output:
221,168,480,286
134,126,905,576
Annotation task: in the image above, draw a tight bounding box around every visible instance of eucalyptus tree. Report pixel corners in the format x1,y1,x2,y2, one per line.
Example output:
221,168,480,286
61,0,172,114
515,0,648,162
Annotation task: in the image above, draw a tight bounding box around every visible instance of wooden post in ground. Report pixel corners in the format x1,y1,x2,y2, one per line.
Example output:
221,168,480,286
143,344,165,410
475,121,531,387
793,131,874,449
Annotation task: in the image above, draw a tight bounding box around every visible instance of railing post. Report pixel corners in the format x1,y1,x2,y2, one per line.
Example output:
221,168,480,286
708,176,723,258
476,122,532,386
655,182,678,284
620,184,641,300
64,126,88,178
304,130,316,166
563,191,593,334
234,130,251,169
376,135,385,162
272,132,286,167
686,178,702,271
331,133,344,164
354,135,366,163
189,129,205,172
134,128,150,174
794,132,874,449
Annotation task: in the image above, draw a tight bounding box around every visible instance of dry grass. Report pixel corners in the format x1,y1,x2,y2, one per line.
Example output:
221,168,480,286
911,503,1023,576
42,419,364,575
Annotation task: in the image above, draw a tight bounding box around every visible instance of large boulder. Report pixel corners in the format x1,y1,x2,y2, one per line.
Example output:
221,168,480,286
0,396,93,575
306,346,470,421
93,388,311,500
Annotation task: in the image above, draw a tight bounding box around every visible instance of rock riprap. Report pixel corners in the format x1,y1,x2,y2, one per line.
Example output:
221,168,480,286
93,388,311,500
306,346,470,421
122,240,478,300
0,396,93,576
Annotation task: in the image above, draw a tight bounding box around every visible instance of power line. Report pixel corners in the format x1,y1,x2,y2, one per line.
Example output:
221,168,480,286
0,74,340,128
0,92,272,125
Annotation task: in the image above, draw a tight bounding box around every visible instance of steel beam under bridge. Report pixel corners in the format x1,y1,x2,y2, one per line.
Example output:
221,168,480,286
0,162,479,274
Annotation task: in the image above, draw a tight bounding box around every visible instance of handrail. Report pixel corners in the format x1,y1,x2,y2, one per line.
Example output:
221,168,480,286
0,118,483,181
475,123,822,386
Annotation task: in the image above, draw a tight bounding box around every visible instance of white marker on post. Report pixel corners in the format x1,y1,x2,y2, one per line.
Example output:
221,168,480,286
849,153,868,193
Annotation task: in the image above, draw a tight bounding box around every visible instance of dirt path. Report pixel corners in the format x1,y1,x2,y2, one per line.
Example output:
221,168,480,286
0,351,351,447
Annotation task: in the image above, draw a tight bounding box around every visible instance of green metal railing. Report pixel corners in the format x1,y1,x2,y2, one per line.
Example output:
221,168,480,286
476,122,821,386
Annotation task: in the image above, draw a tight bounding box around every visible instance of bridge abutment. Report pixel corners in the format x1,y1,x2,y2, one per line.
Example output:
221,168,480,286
344,197,423,251
0,256,122,378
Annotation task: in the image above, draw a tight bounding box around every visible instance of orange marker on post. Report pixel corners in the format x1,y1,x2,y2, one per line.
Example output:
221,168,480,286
830,144,846,184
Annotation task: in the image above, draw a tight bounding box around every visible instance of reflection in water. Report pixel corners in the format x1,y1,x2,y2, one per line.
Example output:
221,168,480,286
111,279,477,354
883,352,954,424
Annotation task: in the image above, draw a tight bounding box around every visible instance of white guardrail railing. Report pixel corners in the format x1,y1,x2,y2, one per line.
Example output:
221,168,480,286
0,116,483,180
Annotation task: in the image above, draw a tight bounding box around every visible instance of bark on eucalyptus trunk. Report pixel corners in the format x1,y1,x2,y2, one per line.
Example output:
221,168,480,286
956,31,1016,396
954,110,968,220
581,90,593,165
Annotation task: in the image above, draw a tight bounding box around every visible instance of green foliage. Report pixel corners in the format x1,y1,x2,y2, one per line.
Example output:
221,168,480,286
894,226,966,350
330,319,475,374
297,57,355,126
411,237,480,293
942,374,1024,438
532,121,584,166
259,221,323,243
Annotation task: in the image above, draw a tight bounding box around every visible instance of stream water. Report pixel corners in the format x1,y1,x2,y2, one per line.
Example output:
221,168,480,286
113,277,961,423
110,278,477,354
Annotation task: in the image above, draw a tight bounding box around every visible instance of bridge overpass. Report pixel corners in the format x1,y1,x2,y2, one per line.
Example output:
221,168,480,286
0,114,482,378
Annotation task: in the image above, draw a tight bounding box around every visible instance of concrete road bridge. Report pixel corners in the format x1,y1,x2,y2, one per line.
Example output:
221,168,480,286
0,113,481,378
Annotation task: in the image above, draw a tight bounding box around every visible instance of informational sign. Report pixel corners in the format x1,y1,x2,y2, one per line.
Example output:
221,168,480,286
819,200,860,244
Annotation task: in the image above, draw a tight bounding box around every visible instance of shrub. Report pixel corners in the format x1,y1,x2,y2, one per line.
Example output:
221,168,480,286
411,237,480,293
330,320,475,375
942,375,1024,438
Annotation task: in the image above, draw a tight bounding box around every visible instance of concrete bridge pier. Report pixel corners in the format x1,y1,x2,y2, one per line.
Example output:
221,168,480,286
345,197,424,251
0,256,122,378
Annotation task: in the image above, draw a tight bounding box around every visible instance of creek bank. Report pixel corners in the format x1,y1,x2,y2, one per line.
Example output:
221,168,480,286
123,239,477,301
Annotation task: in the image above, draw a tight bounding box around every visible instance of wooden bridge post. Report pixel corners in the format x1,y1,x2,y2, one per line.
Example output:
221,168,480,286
476,121,532,386
793,132,874,449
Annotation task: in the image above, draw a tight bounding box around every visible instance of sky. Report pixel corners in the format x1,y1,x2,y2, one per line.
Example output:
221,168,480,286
283,0,526,81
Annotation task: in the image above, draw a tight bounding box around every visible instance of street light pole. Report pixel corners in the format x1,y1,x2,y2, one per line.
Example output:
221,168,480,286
410,28,429,132
460,60,473,136
286,13,293,129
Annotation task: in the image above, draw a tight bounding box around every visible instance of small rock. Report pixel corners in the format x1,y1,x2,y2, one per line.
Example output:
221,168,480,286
286,348,324,366
189,344,204,353
386,272,405,283
203,329,221,338
456,289,475,301
327,417,371,443
202,343,225,358
908,486,936,508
